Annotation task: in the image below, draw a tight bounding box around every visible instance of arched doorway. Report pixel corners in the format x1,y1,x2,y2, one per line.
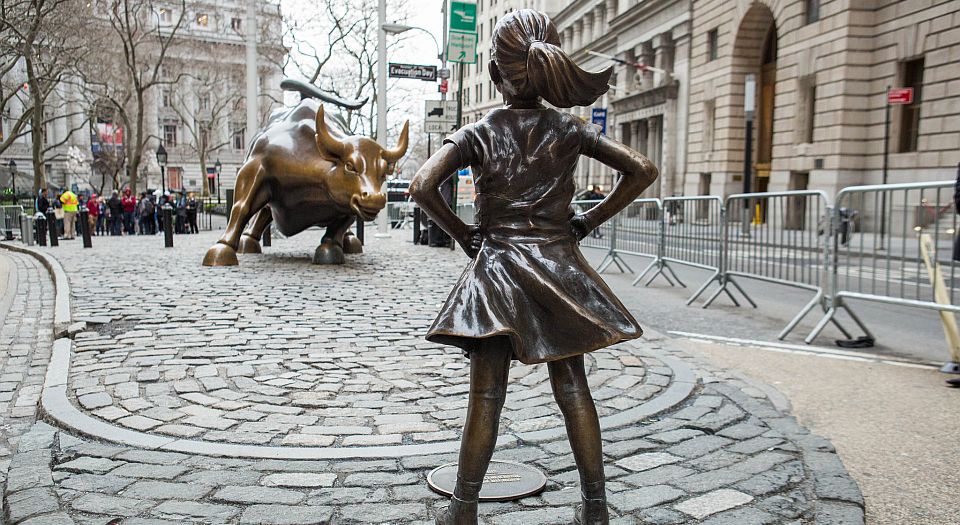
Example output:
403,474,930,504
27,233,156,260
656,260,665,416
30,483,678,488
731,4,777,194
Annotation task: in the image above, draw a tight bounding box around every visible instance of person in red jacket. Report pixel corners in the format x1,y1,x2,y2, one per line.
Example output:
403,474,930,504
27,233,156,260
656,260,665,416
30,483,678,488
121,188,137,235
86,194,100,235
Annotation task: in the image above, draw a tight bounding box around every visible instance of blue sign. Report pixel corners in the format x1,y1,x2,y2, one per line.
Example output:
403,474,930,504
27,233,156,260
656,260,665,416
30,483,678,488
591,108,607,135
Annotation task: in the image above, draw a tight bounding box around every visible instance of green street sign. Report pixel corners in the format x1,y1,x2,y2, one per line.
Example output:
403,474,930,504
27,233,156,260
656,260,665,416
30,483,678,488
450,1,477,33
447,30,477,64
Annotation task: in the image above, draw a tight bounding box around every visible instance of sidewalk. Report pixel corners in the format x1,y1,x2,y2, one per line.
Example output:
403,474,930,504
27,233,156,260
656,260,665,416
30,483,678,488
0,233,863,524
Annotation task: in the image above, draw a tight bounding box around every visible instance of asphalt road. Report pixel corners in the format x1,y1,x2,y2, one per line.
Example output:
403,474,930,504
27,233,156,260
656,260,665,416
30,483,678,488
582,247,960,366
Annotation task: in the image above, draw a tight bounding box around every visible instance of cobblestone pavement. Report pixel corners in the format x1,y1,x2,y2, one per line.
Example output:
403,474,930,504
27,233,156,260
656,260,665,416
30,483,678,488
0,251,55,518
0,233,864,524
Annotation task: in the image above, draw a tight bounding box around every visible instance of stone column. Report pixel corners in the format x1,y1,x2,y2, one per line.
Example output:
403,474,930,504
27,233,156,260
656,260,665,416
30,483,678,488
630,120,642,153
605,0,618,20
564,28,573,47
636,41,654,89
583,13,593,45
672,21,692,195
653,32,675,86
573,20,583,50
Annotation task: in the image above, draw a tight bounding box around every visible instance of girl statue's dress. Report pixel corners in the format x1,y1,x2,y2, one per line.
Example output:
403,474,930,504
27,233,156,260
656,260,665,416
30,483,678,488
427,108,642,363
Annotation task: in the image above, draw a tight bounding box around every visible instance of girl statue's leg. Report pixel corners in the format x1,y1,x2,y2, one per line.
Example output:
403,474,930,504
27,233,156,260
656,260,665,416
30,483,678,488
548,356,609,525
436,337,512,525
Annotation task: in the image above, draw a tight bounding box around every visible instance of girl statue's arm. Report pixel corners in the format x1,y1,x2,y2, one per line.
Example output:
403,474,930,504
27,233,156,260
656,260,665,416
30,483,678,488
410,144,483,257
573,136,660,239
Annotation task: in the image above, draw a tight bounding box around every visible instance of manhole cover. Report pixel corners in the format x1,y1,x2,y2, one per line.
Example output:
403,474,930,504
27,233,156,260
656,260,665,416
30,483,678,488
427,460,547,502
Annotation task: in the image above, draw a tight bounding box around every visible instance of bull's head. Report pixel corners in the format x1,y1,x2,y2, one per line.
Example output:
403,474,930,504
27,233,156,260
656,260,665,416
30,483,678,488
315,106,409,221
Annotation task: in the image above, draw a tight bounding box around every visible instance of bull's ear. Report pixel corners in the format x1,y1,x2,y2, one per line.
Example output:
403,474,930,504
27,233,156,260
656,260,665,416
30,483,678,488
381,120,409,163
315,105,346,161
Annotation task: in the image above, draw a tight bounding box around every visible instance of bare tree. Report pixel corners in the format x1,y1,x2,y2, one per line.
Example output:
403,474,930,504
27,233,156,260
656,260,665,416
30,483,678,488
81,0,187,193
168,57,243,197
0,0,90,191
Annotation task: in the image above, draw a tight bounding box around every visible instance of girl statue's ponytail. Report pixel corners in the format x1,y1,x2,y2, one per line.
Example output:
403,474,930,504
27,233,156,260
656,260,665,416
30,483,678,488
527,41,613,108
492,10,612,108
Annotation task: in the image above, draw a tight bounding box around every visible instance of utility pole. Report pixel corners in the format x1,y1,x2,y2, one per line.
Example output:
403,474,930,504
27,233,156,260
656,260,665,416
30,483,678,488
245,0,258,152
375,0,390,237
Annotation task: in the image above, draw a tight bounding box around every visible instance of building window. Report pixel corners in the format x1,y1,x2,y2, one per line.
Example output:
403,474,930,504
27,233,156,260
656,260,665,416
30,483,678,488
163,123,178,147
805,83,816,143
158,7,171,23
161,89,172,108
805,0,820,25
230,17,242,31
898,57,924,153
707,28,718,61
703,100,716,151
168,167,183,189
196,13,209,27
231,124,245,150
198,93,210,111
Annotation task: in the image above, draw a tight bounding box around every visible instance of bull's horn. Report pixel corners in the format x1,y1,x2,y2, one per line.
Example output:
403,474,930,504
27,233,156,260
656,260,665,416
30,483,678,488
381,120,409,162
315,105,345,159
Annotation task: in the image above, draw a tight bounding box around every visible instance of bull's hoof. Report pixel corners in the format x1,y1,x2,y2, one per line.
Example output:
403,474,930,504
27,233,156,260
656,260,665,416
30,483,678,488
313,242,345,265
343,232,363,254
237,234,262,254
202,243,239,266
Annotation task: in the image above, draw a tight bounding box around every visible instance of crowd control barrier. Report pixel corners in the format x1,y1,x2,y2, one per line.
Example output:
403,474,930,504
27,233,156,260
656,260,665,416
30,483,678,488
660,196,725,302
0,205,24,240
807,181,959,351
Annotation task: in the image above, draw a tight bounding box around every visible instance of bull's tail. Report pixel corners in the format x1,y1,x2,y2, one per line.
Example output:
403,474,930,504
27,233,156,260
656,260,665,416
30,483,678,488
280,79,368,111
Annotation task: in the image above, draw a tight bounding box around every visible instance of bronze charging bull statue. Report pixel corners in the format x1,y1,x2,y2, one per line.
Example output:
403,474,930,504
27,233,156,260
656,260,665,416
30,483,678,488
202,83,409,266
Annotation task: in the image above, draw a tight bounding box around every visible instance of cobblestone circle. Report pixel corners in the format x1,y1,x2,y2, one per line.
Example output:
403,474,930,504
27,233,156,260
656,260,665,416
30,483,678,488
0,233,864,524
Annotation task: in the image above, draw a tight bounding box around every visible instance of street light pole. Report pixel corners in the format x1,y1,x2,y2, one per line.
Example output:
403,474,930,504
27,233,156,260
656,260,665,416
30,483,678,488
8,159,16,201
741,74,756,238
375,0,390,238
215,158,222,204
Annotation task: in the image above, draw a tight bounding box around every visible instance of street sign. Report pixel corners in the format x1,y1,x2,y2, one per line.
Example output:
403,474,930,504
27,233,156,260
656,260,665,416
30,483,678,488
425,100,459,134
888,87,914,105
591,108,607,135
438,68,451,79
447,31,477,64
389,63,438,82
450,1,477,33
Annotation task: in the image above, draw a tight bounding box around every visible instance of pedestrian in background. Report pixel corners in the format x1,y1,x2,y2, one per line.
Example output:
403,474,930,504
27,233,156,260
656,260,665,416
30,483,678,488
53,192,64,237
121,188,137,235
36,188,49,215
95,196,106,236
186,192,199,234
175,191,187,234
59,188,79,240
107,190,122,236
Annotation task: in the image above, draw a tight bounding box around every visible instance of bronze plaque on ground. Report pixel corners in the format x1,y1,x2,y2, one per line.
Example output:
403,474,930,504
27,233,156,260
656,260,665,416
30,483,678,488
427,460,547,502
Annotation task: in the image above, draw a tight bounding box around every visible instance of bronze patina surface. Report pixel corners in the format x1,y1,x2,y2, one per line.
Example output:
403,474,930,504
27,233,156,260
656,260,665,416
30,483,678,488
410,9,659,525
203,88,409,266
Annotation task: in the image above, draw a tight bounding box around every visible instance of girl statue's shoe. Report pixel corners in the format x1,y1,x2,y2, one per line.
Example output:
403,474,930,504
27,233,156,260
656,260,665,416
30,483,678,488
435,495,478,525
574,496,610,525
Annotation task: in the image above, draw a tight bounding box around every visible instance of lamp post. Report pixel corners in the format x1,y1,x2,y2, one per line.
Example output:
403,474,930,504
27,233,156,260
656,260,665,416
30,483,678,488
215,158,222,204
156,144,168,194
8,159,16,201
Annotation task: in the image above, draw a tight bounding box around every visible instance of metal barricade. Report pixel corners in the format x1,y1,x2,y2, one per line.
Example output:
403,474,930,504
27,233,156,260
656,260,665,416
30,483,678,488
660,196,725,302
807,181,955,345
702,191,834,340
0,205,24,240
570,199,608,252
612,198,664,279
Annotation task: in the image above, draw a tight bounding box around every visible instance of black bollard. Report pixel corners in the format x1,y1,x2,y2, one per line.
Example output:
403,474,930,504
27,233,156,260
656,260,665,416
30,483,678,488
262,225,271,247
413,207,421,245
163,204,174,248
356,216,364,245
35,214,47,246
46,210,59,247
79,208,92,248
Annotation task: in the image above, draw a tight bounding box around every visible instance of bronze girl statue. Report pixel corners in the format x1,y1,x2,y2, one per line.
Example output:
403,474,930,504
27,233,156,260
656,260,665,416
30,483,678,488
410,9,658,525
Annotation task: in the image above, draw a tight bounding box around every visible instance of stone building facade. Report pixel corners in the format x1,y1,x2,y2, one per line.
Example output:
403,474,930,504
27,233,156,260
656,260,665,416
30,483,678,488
685,0,959,198
1,0,283,197
456,0,960,200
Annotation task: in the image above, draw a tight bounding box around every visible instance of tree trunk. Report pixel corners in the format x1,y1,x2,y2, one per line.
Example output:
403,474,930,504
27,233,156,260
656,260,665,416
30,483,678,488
26,56,47,193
